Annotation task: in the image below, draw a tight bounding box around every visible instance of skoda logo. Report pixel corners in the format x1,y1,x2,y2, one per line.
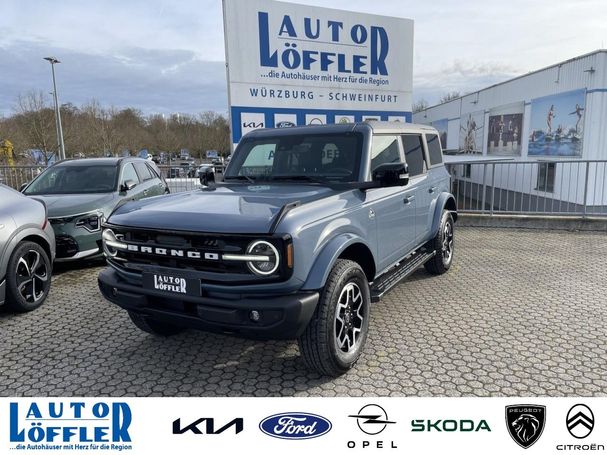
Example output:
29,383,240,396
566,404,594,439
259,412,331,440
349,404,395,435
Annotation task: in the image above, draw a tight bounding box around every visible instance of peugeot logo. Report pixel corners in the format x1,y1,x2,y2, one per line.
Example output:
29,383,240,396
349,404,395,435
566,404,594,439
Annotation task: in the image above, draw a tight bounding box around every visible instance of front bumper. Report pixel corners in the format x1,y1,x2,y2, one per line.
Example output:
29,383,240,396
98,267,319,339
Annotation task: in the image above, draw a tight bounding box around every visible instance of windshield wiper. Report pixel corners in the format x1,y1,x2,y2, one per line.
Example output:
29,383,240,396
269,175,330,185
224,175,255,183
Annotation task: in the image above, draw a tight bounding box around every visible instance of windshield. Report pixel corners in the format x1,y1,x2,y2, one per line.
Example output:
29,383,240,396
24,165,118,195
225,132,363,183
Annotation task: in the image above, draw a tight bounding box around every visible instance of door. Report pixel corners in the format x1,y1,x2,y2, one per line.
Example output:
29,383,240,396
366,135,417,271
133,161,161,197
401,134,432,244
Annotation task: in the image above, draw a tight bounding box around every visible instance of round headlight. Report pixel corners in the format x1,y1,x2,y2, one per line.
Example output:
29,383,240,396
102,229,125,257
246,240,280,276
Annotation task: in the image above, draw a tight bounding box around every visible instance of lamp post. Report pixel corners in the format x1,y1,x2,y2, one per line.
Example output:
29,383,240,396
44,57,66,161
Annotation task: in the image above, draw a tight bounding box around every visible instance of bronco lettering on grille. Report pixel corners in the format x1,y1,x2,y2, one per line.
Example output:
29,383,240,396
125,243,219,260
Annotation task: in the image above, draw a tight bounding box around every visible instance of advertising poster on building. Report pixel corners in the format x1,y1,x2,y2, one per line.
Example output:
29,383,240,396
223,0,414,144
528,89,586,157
487,102,523,156
458,111,484,155
431,118,448,150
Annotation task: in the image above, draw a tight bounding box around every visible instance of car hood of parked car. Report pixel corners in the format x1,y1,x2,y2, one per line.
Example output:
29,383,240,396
33,193,117,218
108,184,341,234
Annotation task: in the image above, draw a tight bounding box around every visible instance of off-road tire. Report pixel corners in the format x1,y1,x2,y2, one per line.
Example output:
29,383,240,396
424,210,455,275
298,259,370,377
128,310,184,336
6,241,52,312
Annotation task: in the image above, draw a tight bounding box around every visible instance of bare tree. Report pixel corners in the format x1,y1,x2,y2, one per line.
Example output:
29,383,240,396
439,91,461,104
13,91,57,164
412,99,429,113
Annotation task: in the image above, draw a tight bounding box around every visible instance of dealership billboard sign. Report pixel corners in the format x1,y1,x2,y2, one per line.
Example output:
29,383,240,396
223,0,414,143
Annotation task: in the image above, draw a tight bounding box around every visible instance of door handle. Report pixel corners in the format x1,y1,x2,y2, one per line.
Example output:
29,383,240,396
429,186,437,193
404,195,415,204
143,189,148,196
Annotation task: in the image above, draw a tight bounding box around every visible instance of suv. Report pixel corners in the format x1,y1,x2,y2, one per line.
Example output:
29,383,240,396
0,184,56,311
98,122,457,376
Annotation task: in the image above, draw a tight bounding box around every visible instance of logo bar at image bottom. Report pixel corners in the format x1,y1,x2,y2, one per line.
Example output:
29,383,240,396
0,398,606,454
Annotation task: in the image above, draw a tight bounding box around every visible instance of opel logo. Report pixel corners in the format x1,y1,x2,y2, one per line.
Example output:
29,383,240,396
566,404,594,439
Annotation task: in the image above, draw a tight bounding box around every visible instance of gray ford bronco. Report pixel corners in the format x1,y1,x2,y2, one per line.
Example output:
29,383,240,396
98,121,457,376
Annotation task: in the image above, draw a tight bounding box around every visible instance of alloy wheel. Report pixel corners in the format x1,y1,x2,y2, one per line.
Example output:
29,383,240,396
15,249,49,304
334,282,365,353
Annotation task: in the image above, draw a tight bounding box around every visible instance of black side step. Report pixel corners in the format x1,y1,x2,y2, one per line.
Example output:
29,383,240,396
370,249,436,302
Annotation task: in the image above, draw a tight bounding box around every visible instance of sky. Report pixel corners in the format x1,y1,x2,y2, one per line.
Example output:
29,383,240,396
0,0,605,116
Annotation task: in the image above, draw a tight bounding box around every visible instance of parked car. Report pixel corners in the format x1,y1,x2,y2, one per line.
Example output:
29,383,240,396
21,158,168,262
98,122,457,376
211,158,224,174
0,184,56,311
168,167,183,178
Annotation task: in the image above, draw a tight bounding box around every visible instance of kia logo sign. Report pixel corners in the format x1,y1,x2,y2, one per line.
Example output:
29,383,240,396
259,413,332,439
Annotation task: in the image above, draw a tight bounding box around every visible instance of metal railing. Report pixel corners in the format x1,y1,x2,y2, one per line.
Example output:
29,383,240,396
4,160,606,218
445,160,607,217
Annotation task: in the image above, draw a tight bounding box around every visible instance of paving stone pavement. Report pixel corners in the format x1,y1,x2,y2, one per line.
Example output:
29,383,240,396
1,227,606,397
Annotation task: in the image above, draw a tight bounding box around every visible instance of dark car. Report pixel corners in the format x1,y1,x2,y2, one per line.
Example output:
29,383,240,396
22,157,168,262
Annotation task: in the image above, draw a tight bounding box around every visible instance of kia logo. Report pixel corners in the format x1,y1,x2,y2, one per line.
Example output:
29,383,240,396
259,412,331,440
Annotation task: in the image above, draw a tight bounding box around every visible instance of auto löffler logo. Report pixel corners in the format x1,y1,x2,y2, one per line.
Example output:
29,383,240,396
9,401,132,450
505,404,546,449
259,412,331,439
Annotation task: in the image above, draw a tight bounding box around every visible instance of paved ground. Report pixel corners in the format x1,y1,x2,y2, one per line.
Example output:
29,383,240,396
1,227,606,397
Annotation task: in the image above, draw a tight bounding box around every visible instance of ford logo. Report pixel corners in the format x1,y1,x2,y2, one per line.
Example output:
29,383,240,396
276,121,296,128
259,412,332,440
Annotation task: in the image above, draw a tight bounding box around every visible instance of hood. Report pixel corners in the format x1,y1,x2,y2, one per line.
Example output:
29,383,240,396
108,184,340,234
34,193,117,218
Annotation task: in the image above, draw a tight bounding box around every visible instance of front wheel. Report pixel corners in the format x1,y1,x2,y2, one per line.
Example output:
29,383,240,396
298,259,370,377
424,210,455,275
6,241,52,312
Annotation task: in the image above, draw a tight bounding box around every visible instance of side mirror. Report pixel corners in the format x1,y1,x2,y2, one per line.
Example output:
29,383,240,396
372,163,409,187
20,182,29,192
120,180,137,192
199,168,216,186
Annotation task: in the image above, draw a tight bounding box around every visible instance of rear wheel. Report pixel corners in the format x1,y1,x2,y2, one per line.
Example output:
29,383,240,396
6,241,52,312
128,311,184,336
298,259,370,376
424,210,455,275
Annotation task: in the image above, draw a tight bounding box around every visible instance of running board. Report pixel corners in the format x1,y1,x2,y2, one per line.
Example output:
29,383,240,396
370,249,436,302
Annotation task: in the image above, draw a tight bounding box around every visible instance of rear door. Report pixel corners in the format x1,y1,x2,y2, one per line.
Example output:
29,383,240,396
401,134,431,245
133,161,161,197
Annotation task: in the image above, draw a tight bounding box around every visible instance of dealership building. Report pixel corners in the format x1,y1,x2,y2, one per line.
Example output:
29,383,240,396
413,50,607,215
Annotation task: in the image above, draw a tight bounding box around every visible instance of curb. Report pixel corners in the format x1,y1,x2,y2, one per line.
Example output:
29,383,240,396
457,213,607,232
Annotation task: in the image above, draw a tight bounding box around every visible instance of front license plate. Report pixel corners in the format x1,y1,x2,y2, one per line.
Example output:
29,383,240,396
142,272,201,297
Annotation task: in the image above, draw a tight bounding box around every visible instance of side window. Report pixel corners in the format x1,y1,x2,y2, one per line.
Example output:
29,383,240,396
121,163,140,184
370,135,401,172
402,134,426,177
134,161,153,181
426,134,443,165
146,163,161,179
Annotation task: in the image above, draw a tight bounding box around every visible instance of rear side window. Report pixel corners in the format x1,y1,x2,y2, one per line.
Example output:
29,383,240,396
426,134,443,165
134,161,153,181
402,134,426,177
146,163,161,179
370,135,401,172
